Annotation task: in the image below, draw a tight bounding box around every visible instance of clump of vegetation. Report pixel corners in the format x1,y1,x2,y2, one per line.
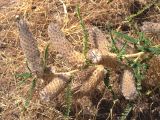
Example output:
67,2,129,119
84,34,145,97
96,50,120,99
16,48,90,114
17,16,160,119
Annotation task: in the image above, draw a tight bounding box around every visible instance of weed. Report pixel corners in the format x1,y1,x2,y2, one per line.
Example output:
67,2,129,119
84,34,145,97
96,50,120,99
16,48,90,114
128,61,147,91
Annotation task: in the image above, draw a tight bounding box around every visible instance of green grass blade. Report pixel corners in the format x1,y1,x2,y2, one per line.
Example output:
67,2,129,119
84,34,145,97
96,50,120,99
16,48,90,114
148,46,160,55
103,69,116,99
15,72,32,80
43,44,50,68
117,41,127,60
16,72,32,86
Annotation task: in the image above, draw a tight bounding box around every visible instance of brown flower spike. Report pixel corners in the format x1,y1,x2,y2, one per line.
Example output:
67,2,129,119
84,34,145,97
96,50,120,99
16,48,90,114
78,65,105,94
121,69,138,100
40,74,71,101
48,23,85,68
18,20,44,77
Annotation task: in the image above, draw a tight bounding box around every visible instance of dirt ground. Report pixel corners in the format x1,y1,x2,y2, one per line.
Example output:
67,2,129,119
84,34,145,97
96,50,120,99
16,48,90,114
0,0,160,120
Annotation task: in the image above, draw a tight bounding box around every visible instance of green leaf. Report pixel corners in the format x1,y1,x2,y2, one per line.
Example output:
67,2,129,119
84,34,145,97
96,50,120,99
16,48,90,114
16,72,32,88
103,69,116,98
15,72,32,80
113,31,138,44
120,103,132,120
110,31,119,53
148,47,160,55
138,32,151,46
133,62,147,91
43,44,50,68
126,60,148,92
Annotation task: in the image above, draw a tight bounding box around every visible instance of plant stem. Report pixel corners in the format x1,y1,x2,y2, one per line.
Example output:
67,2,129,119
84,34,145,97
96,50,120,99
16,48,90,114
87,49,145,64
123,52,144,59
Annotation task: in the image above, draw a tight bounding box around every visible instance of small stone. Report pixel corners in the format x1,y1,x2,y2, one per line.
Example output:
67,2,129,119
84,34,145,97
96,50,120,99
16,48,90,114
0,41,7,49
56,54,63,59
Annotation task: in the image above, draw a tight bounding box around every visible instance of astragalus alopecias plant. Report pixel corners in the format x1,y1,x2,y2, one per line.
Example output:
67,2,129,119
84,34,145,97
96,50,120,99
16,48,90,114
17,19,160,110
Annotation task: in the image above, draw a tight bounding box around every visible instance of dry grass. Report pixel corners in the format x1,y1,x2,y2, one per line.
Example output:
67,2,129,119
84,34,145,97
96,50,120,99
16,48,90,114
0,0,160,120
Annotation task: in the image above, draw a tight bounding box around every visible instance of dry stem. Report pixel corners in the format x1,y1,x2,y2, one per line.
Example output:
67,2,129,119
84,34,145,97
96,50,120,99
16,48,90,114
87,49,145,69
